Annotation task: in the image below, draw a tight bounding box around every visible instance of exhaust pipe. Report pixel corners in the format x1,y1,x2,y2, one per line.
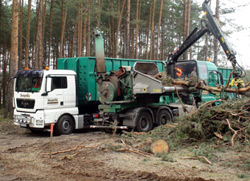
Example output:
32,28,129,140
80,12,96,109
94,30,106,74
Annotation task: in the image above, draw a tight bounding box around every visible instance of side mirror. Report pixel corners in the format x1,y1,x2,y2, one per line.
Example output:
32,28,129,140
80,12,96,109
41,77,52,96
46,77,52,92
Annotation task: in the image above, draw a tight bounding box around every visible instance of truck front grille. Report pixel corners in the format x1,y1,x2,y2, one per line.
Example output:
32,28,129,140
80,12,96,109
17,99,35,109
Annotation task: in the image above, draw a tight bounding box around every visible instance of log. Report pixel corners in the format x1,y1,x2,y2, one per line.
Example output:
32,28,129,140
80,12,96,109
150,140,170,154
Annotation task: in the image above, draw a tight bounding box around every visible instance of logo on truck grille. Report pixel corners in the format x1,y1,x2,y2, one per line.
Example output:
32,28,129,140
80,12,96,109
17,99,35,109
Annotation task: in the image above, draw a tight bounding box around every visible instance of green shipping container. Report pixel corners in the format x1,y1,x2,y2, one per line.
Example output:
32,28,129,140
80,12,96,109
57,57,165,107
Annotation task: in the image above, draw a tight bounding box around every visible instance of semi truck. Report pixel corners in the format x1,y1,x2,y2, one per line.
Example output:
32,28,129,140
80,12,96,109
12,56,235,135
13,0,243,135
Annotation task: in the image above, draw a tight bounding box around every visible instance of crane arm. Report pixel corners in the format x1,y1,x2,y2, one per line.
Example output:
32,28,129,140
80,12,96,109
202,0,237,68
168,0,240,74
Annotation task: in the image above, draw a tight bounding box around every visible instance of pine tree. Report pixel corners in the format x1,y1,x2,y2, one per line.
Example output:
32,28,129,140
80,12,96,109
18,0,23,69
8,0,19,118
48,0,54,67
24,0,31,68
213,0,219,66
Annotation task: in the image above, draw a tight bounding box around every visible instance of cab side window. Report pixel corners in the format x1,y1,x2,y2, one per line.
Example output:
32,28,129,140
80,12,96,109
51,77,67,90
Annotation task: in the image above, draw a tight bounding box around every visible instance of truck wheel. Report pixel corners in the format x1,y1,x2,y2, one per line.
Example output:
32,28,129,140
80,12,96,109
54,115,74,135
156,110,172,126
135,111,153,132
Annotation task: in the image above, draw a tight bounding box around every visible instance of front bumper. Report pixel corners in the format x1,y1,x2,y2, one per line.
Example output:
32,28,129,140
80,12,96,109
14,110,45,128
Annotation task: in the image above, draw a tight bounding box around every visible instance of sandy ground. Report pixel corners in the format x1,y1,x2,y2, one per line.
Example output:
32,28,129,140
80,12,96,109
0,119,249,181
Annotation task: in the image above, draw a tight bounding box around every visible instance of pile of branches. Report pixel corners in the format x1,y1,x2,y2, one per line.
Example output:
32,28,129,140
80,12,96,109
146,98,250,146
180,99,249,144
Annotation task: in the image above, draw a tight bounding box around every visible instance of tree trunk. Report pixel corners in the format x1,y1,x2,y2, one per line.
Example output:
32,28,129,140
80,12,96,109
183,0,187,47
125,0,130,58
77,1,83,57
161,20,165,60
183,0,191,60
0,0,2,19
187,0,191,59
149,0,155,60
146,0,152,59
86,0,91,56
213,0,219,66
18,0,23,70
32,0,39,68
114,0,126,58
70,29,75,57
83,1,88,56
25,0,31,68
110,0,115,57
107,3,111,56
35,0,43,69
59,0,67,58
204,34,209,61
204,1,211,61
48,0,54,67
8,0,19,118
156,0,163,60
97,0,102,27
1,42,7,109
41,0,47,68
130,26,134,59
135,0,140,59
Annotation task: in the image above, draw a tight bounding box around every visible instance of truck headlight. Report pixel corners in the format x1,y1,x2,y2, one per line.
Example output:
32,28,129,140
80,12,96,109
14,116,21,122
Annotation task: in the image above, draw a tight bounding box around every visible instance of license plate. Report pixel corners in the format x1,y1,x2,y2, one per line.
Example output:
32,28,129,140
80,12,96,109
20,123,28,127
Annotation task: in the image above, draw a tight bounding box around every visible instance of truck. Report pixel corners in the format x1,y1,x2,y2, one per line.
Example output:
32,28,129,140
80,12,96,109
12,57,233,135
13,0,244,135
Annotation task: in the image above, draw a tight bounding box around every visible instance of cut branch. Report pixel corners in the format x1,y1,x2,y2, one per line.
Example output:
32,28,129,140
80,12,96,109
171,79,250,94
40,144,98,156
118,148,151,157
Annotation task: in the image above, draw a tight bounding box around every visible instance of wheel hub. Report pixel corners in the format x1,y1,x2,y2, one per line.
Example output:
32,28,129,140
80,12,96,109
62,120,70,131
141,117,148,128
161,116,167,124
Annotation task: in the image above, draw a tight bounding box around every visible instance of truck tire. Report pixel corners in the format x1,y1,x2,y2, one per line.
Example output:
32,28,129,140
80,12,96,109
135,111,153,132
156,109,172,126
54,115,74,135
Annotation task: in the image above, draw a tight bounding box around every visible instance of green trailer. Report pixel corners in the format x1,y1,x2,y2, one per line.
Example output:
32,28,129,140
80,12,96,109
57,57,165,114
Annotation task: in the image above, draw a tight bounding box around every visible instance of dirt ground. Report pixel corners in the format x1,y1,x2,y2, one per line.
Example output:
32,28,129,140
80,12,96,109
0,118,249,181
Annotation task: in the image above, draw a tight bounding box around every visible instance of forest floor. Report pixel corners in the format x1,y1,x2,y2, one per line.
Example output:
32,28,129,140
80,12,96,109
0,111,249,181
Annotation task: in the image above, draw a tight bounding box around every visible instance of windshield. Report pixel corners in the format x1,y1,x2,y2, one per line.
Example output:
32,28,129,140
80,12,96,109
173,61,197,79
15,70,43,92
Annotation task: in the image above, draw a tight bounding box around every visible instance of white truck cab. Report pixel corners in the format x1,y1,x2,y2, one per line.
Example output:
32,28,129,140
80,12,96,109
14,69,84,135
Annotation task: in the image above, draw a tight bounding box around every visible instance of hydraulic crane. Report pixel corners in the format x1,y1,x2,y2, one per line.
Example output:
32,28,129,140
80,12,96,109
167,0,244,80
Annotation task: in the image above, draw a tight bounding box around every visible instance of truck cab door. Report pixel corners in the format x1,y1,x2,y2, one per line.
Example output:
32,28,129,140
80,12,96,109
46,76,67,109
208,71,223,87
208,71,228,99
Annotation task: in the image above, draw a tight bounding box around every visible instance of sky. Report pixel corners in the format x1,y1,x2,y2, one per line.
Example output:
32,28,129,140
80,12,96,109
193,0,250,68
